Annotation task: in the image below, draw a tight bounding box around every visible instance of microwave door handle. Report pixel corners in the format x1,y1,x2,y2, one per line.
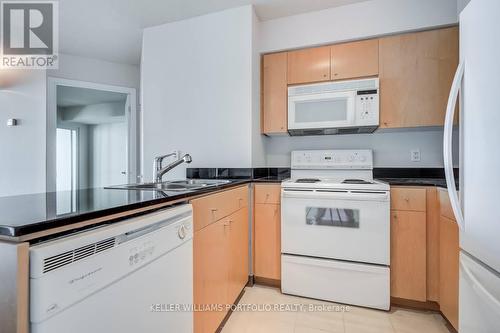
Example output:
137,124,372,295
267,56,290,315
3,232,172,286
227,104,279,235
443,62,465,231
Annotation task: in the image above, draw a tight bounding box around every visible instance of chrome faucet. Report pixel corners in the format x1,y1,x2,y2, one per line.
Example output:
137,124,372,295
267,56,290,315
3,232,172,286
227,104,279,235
153,152,192,183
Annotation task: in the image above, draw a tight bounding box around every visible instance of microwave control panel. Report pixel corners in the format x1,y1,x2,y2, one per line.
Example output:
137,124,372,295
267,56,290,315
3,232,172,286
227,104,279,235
355,90,379,126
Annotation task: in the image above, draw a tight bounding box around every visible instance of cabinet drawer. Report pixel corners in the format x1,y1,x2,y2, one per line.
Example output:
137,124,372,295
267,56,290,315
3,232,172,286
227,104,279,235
254,184,281,204
390,187,426,212
191,186,248,231
439,188,456,220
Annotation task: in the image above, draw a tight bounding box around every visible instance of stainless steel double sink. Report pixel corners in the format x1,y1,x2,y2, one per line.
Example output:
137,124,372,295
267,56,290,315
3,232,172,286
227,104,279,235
106,179,231,192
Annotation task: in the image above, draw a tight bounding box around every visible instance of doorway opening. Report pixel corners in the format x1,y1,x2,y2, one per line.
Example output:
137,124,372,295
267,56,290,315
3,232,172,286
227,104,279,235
47,78,137,214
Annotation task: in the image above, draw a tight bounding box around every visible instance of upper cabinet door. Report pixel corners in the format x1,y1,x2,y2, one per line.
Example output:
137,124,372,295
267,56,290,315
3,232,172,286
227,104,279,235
379,27,459,128
262,52,288,134
287,46,331,84
331,39,379,80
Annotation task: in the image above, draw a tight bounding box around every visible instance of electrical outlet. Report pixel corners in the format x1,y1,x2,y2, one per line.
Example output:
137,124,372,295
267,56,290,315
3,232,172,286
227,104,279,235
411,149,421,162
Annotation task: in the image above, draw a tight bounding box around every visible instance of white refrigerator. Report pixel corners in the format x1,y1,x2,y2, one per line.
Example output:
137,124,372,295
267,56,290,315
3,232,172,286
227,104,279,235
443,0,500,331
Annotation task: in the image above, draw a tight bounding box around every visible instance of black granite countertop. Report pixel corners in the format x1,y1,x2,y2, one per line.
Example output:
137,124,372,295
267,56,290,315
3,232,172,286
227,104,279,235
0,167,457,241
0,179,250,240
376,178,449,188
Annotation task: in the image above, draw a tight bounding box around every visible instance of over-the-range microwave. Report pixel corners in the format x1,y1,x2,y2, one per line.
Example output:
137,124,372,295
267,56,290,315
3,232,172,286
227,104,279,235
288,78,379,136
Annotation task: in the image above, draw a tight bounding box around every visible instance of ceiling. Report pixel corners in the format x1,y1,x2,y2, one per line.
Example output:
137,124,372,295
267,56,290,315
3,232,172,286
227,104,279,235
59,0,370,65
57,86,127,108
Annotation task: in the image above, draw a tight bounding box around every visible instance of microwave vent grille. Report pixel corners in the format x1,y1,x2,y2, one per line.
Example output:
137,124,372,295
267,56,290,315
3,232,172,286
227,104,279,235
288,78,379,96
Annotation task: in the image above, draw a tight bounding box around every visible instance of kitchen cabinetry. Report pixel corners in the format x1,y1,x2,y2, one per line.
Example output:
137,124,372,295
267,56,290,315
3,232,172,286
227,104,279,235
262,52,288,134
379,27,459,128
439,189,459,330
331,39,379,80
426,187,440,302
390,187,427,301
254,184,281,282
287,46,331,84
192,186,249,333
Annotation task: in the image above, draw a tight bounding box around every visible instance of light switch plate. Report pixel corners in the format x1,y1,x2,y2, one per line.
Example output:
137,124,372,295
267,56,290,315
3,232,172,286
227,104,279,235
411,149,421,162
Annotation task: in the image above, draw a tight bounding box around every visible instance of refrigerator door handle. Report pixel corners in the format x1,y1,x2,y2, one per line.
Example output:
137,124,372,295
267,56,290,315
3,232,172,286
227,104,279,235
461,259,500,312
443,62,465,231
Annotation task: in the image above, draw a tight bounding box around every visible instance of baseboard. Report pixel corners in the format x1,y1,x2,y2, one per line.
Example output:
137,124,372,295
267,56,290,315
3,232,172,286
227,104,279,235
391,297,440,311
215,287,246,333
254,276,281,288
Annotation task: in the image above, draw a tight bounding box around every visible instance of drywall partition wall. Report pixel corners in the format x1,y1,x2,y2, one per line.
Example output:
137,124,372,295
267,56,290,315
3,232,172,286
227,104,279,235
259,0,458,53
141,6,256,181
0,70,47,197
457,0,471,14
48,54,140,90
266,128,459,168
251,8,267,167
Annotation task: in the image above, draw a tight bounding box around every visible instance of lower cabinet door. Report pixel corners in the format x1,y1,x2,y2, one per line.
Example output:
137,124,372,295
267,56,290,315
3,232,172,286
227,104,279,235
194,219,229,333
254,203,281,280
440,215,459,330
390,210,427,301
228,207,249,304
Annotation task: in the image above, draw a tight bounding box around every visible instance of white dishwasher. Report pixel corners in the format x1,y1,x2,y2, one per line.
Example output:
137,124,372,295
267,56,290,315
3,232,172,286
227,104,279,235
30,204,193,333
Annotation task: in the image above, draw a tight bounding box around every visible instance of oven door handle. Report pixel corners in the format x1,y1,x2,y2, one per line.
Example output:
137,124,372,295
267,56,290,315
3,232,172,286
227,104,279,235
282,190,389,201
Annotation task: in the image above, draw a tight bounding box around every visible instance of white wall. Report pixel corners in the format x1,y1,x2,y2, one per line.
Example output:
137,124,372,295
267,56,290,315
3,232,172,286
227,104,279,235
0,71,47,197
457,0,471,14
259,0,458,53
141,5,258,180
251,9,267,167
49,54,140,90
266,128,459,167
258,0,459,168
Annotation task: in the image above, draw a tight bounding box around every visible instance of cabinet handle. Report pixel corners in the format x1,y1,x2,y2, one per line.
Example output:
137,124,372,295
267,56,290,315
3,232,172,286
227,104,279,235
404,197,409,202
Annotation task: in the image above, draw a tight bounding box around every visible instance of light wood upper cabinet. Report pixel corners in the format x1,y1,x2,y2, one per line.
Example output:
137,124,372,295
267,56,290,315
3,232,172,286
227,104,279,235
390,209,427,301
331,39,379,80
262,52,288,134
287,46,331,84
379,27,459,128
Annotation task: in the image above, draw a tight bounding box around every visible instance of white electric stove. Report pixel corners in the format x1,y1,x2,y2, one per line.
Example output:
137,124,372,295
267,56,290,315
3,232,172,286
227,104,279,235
281,150,390,310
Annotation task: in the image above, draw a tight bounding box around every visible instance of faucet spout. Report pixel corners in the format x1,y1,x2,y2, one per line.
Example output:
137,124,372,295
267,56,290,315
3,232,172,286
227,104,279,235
154,153,192,183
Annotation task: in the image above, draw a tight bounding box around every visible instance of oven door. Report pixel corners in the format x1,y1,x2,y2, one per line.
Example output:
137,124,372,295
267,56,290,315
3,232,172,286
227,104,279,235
288,91,356,130
281,189,390,265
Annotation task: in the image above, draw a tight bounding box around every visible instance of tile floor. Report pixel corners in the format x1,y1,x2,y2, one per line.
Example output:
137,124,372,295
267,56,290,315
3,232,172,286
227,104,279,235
221,285,453,333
